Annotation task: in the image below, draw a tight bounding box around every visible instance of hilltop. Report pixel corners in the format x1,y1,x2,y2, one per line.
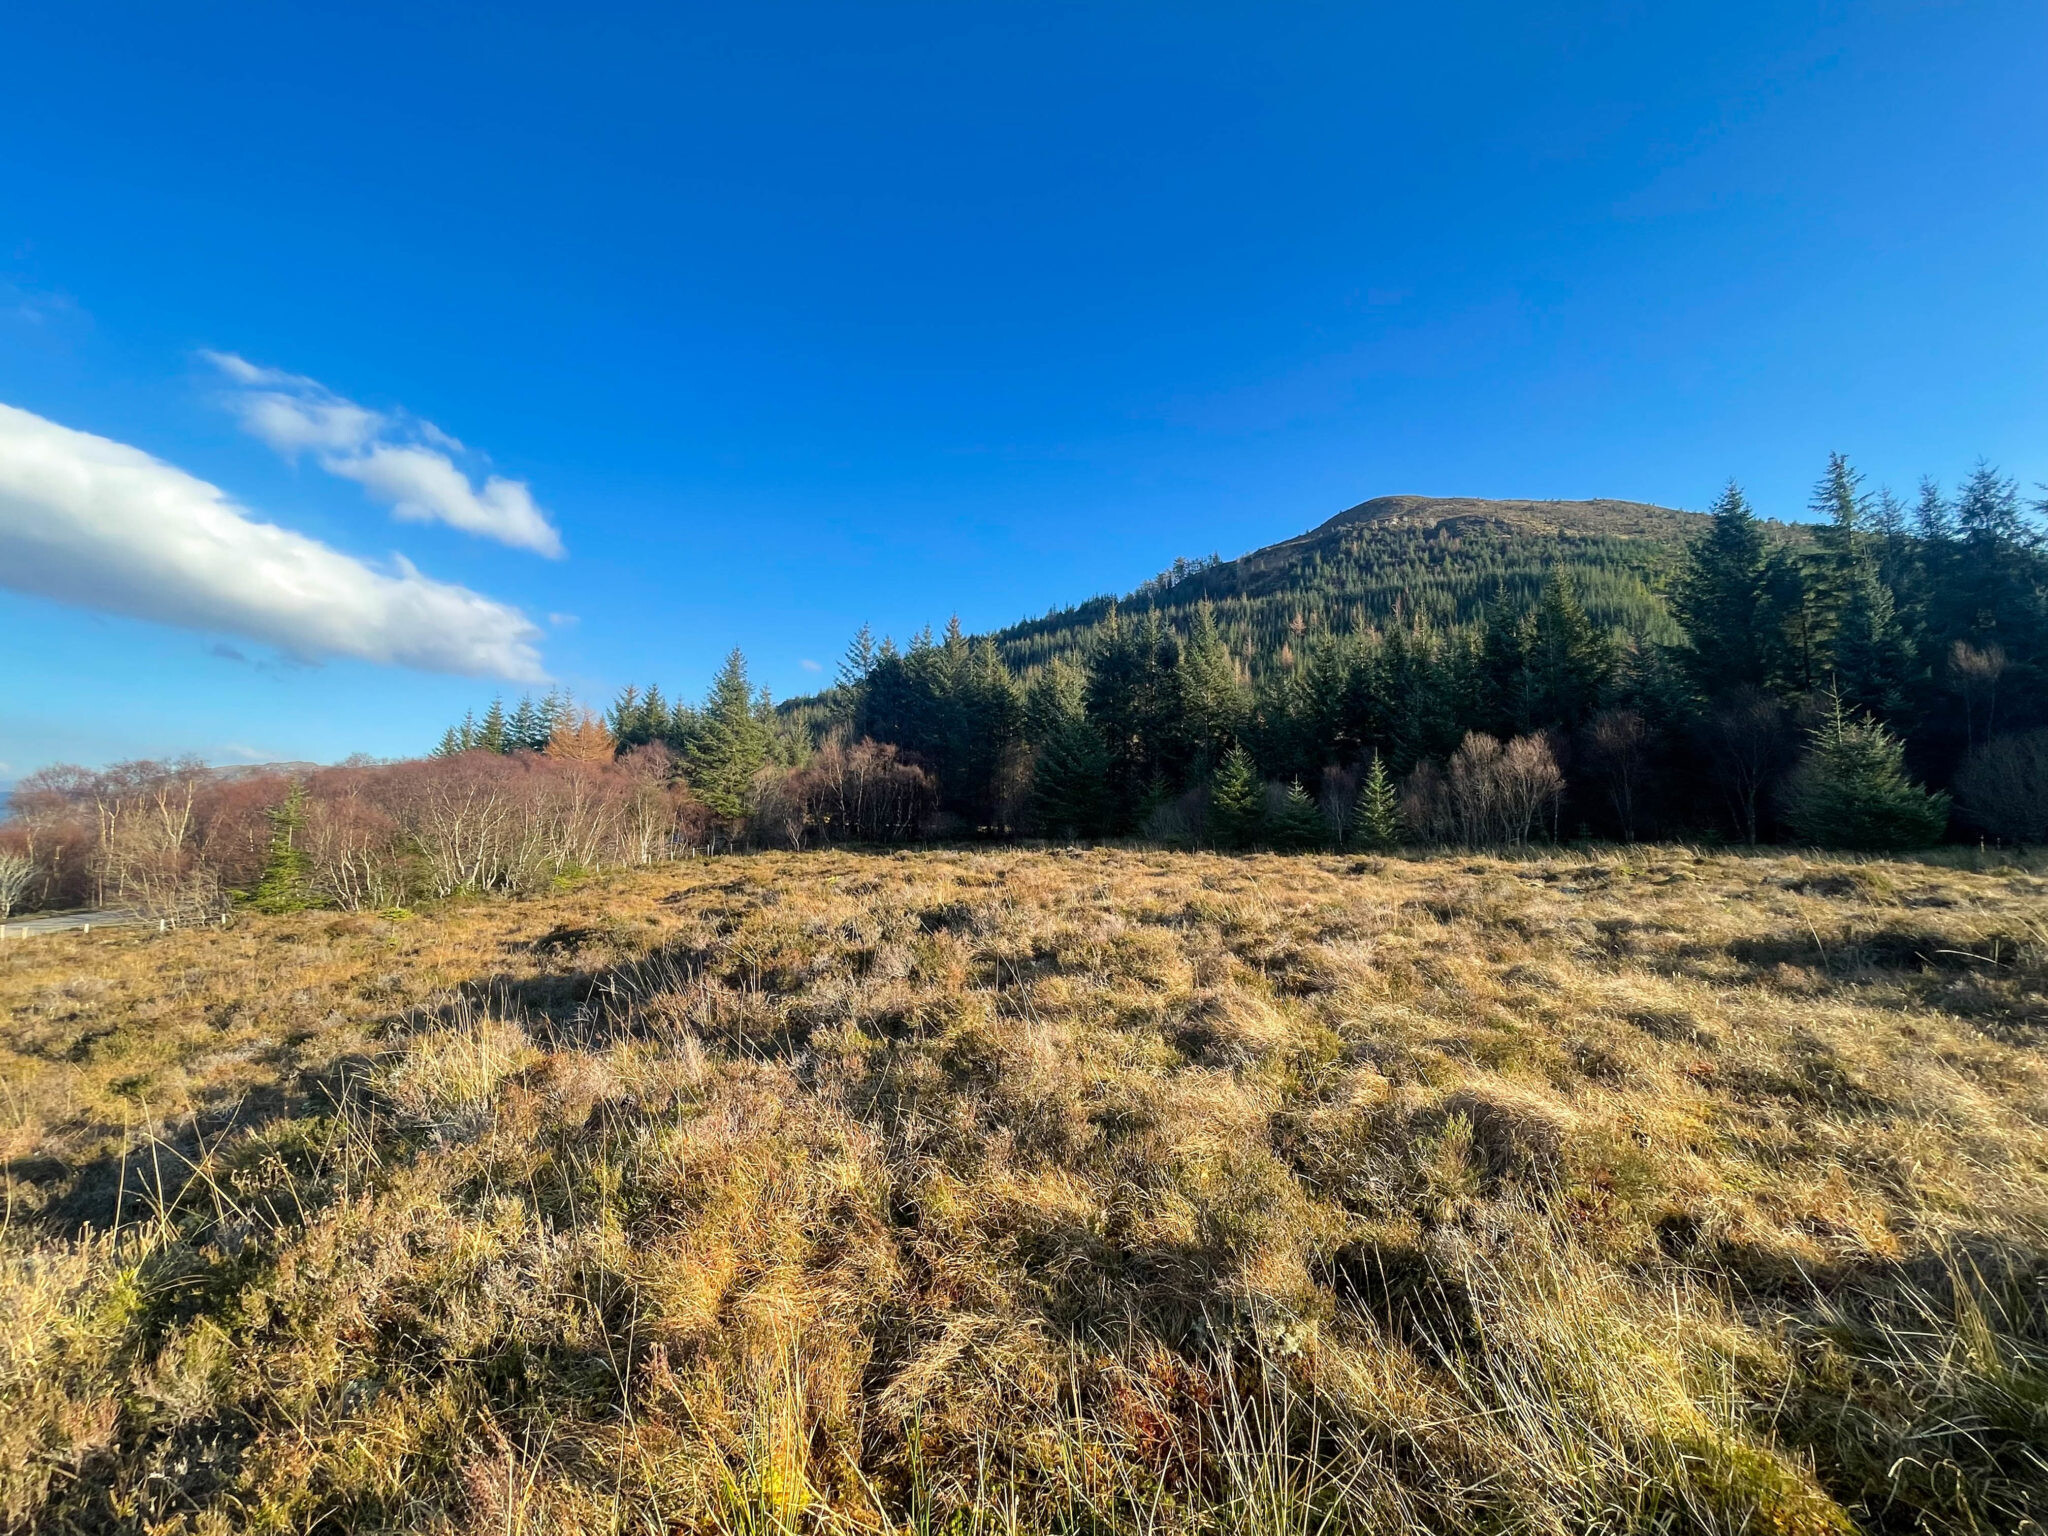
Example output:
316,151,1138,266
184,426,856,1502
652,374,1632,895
939,494,1778,677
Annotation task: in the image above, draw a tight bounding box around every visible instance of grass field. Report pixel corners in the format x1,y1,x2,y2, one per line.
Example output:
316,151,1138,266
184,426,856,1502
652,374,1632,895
3,846,2046,1535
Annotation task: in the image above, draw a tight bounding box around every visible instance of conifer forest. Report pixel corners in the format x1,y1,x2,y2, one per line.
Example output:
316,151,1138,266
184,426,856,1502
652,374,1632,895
8,460,2046,924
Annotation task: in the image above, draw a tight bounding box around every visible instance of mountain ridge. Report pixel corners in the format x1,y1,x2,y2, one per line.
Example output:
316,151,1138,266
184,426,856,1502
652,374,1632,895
970,492,1730,677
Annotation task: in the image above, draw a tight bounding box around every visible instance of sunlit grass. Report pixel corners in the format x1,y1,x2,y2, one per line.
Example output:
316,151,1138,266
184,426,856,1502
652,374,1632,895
2,845,2044,1532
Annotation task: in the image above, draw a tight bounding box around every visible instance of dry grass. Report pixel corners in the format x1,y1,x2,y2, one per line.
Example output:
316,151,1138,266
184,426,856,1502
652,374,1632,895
3,845,2045,1535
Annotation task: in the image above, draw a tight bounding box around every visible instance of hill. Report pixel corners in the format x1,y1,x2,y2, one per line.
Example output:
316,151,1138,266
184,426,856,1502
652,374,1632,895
5,845,2044,1532
984,493,1747,676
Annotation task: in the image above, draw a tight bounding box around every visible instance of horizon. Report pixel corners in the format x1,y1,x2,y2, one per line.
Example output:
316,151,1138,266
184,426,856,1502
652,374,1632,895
5,3,2044,777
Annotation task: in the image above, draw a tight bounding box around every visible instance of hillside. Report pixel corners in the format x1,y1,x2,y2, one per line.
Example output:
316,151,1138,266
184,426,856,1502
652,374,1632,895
5,846,2044,1532
985,493,1738,675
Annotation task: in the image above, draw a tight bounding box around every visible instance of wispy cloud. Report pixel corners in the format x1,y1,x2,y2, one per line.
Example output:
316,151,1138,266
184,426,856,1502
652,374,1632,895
0,401,546,680
202,351,565,558
800,657,823,672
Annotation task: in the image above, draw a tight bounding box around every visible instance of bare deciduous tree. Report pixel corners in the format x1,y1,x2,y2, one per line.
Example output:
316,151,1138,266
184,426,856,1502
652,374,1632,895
1584,708,1651,842
1699,687,1792,845
0,851,35,920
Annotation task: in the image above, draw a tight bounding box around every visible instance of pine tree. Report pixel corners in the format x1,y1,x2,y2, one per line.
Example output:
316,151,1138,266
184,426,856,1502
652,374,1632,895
1783,691,1950,850
250,783,316,913
689,649,771,827
1269,778,1327,851
1209,744,1263,850
1355,751,1401,851
434,726,463,757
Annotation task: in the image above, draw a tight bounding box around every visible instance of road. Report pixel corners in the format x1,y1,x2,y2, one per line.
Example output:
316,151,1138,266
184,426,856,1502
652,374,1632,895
0,908,153,939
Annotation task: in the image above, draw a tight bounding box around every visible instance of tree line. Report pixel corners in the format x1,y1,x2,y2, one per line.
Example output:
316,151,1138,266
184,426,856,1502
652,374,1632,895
442,454,2043,857
773,457,2042,851
3,455,2043,920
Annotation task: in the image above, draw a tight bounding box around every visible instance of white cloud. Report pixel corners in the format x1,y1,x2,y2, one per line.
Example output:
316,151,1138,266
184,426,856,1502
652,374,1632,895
203,351,565,558
800,658,823,672
0,401,546,681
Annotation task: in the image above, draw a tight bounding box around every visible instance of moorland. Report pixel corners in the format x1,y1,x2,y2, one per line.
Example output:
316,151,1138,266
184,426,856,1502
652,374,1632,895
5,844,2045,1535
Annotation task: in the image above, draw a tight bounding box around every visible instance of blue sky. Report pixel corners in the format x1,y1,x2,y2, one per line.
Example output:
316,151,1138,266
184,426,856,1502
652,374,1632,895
2,1,2043,777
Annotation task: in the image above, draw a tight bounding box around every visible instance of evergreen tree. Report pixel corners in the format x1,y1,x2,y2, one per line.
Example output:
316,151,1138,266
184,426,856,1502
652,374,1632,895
1209,744,1263,850
1765,545,1825,694
637,685,668,747
1268,778,1327,851
690,649,771,826
1831,558,1915,721
1030,719,1111,840
607,686,644,746
1355,752,1401,851
1913,478,1955,542
1782,691,1950,849
509,696,539,753
838,623,877,691
1808,453,1865,616
1084,610,1186,830
479,697,509,754
1518,572,1613,728
251,783,316,913
434,725,463,758
1022,657,1088,746
1179,602,1247,763
1671,482,1775,699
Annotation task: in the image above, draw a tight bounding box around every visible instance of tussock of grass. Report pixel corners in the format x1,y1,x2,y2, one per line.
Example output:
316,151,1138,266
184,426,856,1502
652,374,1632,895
2,847,2045,1533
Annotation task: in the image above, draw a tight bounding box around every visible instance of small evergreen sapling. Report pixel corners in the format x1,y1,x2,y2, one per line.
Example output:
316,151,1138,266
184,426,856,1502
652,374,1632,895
1355,752,1402,851
1784,691,1950,850
1209,744,1263,850
1269,779,1327,851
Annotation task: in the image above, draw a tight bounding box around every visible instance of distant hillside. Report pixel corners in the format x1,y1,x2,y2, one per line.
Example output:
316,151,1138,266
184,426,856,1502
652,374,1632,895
985,494,1757,676
773,494,1812,736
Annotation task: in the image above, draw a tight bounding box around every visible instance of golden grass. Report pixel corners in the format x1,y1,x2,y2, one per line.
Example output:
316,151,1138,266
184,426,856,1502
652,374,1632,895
3,846,2045,1534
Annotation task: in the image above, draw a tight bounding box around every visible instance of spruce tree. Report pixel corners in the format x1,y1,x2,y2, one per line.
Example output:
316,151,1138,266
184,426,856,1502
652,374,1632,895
607,685,642,745
1355,751,1401,851
838,623,877,691
1671,482,1774,698
1209,744,1263,850
1030,719,1111,839
509,696,539,753
1519,572,1613,728
479,697,509,754
1783,691,1950,850
689,649,771,827
251,783,316,913
1831,559,1914,721
1022,657,1088,746
1179,602,1247,761
1269,778,1327,851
